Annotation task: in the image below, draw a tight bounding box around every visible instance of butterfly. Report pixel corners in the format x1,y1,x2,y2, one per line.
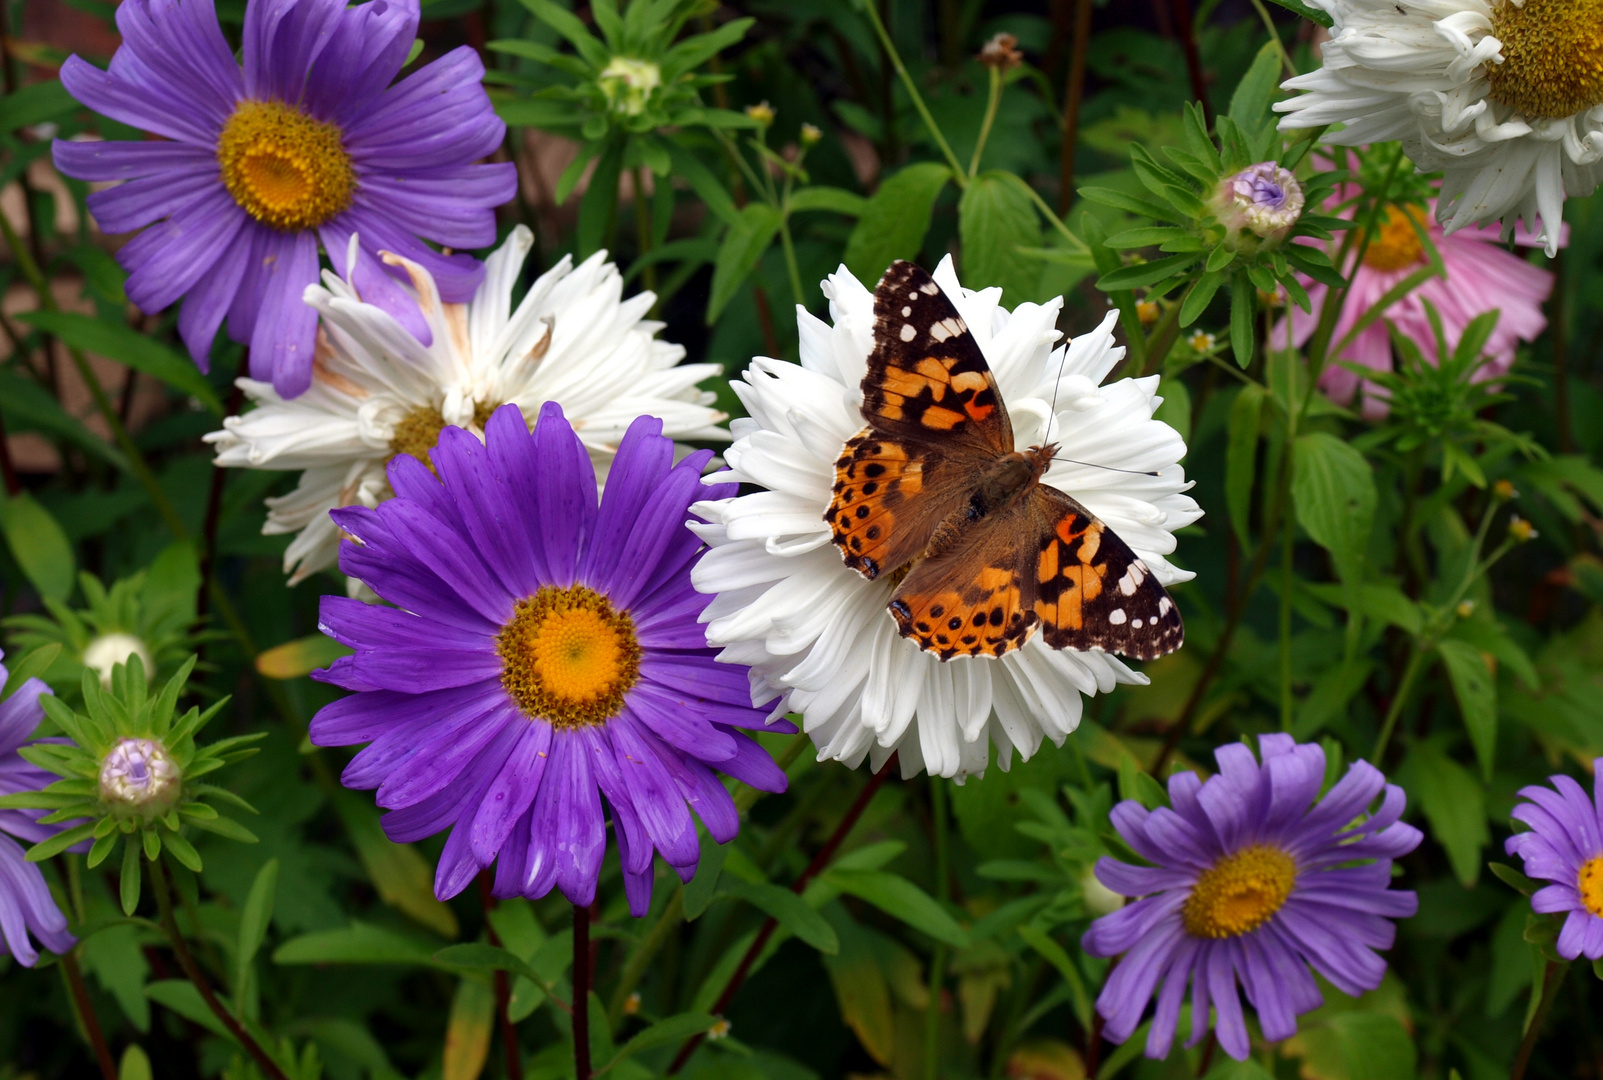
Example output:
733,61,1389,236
822,261,1184,662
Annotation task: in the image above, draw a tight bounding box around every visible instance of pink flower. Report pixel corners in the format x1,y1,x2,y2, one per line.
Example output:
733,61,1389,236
1276,187,1556,420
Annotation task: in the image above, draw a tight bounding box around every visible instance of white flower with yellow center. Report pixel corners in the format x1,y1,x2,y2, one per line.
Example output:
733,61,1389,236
690,259,1199,781
1275,0,1603,255
206,226,728,584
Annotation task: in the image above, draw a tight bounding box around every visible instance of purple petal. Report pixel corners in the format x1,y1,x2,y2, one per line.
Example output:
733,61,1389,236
118,188,247,314
243,228,321,397
468,721,552,865
581,415,671,591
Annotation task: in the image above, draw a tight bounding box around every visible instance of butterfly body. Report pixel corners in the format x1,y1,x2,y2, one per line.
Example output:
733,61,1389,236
824,261,1184,663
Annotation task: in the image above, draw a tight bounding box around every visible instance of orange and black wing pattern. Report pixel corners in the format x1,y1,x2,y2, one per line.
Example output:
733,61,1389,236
1031,488,1183,661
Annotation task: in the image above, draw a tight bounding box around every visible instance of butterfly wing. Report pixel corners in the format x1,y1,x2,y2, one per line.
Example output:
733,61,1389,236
1032,488,1184,661
889,485,1184,661
826,261,1013,581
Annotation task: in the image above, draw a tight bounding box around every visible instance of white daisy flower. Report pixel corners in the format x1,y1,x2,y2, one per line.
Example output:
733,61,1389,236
205,226,729,584
689,258,1200,782
1274,0,1603,255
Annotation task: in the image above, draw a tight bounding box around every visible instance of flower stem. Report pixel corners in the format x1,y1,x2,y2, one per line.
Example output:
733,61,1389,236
1279,450,1296,733
1510,960,1565,1080
858,0,969,187
61,951,118,1080
667,753,899,1074
1370,644,1424,765
151,856,291,1080
1057,0,1093,213
924,775,952,1080
479,874,524,1080
0,207,190,542
969,66,1003,178
573,902,592,1080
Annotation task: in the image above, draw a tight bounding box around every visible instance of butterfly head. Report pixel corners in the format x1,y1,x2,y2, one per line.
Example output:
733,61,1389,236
1024,442,1060,481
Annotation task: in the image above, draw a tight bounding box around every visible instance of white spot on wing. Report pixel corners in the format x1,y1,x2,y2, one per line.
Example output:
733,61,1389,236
1158,596,1172,616
900,323,917,342
1109,609,1126,625
901,305,912,316
1132,618,1144,628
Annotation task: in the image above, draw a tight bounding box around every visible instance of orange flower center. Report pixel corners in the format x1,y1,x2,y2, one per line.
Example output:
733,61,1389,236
1181,845,1297,939
1486,0,1603,120
496,585,640,728
217,100,355,231
1362,204,1427,272
1579,855,1603,918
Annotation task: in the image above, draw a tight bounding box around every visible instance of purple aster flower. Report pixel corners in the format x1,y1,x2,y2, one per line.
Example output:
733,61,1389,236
53,0,517,397
1504,759,1603,960
309,403,790,915
1081,735,1421,1061
0,652,76,966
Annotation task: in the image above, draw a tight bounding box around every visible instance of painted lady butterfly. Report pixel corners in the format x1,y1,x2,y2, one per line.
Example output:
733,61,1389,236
823,261,1184,662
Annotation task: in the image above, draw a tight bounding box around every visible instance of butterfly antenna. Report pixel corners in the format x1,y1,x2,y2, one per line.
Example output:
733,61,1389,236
1043,331,1159,477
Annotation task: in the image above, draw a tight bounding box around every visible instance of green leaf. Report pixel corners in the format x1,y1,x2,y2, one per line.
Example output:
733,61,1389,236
664,141,740,227
433,942,543,985
721,880,840,954
0,369,128,472
118,1045,153,1080
236,858,279,998
958,170,1042,306
1224,384,1264,549
1230,269,1255,366
5,81,78,131
577,138,626,259
1095,253,1201,292
1292,657,1374,740
601,1012,716,1072
1015,925,1091,1032
1290,1012,1417,1080
0,492,75,603
494,97,581,128
26,821,97,863
443,976,495,1080
144,980,234,1041
516,0,609,67
1436,640,1498,781
120,841,142,917
331,792,459,938
1228,41,1283,144
821,868,969,948
273,922,445,967
1077,185,1189,226
683,830,727,920
15,311,223,415
255,634,353,680
1293,432,1377,584
706,203,784,324
1400,742,1489,888
788,186,868,217
1265,0,1333,27
843,162,953,286
1488,861,1538,897
2,643,61,702
184,815,259,843
1179,270,1225,327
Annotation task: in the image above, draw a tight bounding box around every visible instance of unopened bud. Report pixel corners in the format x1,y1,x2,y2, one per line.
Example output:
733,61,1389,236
1214,162,1304,243
624,991,641,1015
1455,599,1475,618
1493,479,1518,502
100,737,180,820
1081,865,1125,917
979,32,1023,72
1508,515,1537,543
1136,300,1160,326
800,122,822,146
744,101,775,127
83,633,153,690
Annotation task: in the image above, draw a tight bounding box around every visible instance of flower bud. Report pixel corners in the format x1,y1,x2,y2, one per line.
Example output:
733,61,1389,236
99,737,181,821
708,1017,732,1040
1493,479,1518,502
1081,865,1125,917
1136,300,1160,326
1214,162,1304,245
1508,515,1537,543
83,633,154,690
1188,330,1216,352
598,57,661,117
624,991,641,1015
800,122,822,146
979,32,1023,72
744,101,775,127
1456,599,1476,618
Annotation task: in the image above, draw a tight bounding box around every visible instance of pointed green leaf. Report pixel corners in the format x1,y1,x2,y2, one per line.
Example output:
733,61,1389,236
120,841,142,916
0,492,75,602
821,868,969,948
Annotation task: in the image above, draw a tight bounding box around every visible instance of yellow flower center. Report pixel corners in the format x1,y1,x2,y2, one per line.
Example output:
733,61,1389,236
388,403,501,471
217,100,355,231
497,585,641,728
1361,204,1426,272
1579,855,1603,918
1181,844,1297,939
1486,0,1603,120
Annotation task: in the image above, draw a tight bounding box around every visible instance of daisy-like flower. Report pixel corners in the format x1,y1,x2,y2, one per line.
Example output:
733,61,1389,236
205,226,728,585
0,652,75,966
690,259,1199,781
1081,735,1421,1061
1274,0,1603,256
1276,183,1554,418
1505,759,1603,959
53,0,516,395
310,403,788,914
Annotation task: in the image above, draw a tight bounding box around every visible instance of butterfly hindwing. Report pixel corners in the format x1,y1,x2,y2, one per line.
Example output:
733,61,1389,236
1032,488,1183,661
